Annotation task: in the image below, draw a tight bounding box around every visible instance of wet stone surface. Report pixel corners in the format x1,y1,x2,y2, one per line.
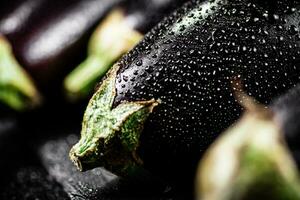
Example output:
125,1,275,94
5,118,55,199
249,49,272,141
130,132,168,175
0,167,70,200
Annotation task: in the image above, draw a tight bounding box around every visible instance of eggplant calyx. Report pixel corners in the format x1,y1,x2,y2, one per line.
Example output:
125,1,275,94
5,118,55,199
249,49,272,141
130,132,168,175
64,8,143,101
197,94,300,200
0,35,41,111
69,64,159,175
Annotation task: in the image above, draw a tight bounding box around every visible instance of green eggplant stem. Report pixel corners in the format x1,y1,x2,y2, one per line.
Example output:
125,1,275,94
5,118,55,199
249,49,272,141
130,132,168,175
64,55,111,100
0,35,41,111
196,92,300,200
64,8,143,101
69,64,159,175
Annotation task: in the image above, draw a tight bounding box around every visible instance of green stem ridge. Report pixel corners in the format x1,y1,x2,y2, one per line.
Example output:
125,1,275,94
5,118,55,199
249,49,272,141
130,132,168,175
64,9,143,101
69,64,159,175
0,35,41,111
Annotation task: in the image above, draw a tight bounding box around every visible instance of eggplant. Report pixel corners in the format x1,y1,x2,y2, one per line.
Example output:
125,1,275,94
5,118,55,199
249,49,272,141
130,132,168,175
70,0,300,187
1,0,124,93
64,0,189,100
0,0,46,110
196,93,300,200
0,35,40,111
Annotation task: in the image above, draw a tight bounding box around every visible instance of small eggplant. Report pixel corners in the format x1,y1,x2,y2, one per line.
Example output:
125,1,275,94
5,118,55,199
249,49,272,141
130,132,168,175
64,0,189,100
70,0,300,186
0,35,40,111
196,93,300,200
0,0,44,110
1,0,124,91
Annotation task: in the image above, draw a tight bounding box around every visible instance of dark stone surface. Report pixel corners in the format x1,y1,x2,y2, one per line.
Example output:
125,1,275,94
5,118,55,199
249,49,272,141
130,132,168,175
0,167,70,200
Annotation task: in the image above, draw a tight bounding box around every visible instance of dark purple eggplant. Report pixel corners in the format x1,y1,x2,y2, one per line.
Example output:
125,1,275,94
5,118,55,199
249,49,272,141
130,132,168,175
69,0,300,187
0,0,124,110
0,0,44,110
64,0,189,100
1,0,124,88
0,35,41,111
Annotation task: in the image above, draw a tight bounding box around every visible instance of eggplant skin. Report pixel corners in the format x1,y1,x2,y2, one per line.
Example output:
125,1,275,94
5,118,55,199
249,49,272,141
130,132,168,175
0,0,46,36
271,85,300,167
6,0,123,87
110,0,300,182
121,0,189,33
